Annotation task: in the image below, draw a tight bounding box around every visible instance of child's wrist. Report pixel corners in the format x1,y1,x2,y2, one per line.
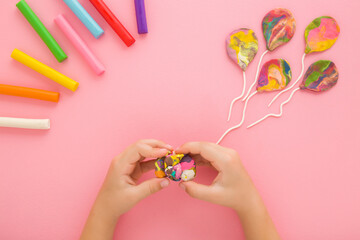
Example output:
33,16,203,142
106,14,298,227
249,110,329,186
235,190,267,222
93,191,122,223
234,185,264,215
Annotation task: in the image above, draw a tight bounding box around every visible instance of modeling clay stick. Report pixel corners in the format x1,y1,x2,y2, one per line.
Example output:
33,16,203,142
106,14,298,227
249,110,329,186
11,49,79,92
55,14,105,75
63,0,104,39
134,0,148,34
0,117,50,130
16,0,67,63
89,0,135,47
0,84,59,102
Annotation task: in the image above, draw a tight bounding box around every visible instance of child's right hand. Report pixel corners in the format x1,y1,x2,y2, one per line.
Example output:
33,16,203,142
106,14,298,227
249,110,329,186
176,142,259,214
176,142,281,240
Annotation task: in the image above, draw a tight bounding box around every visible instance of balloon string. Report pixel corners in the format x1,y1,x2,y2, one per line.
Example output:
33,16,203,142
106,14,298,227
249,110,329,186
267,53,306,107
241,71,246,100
227,71,246,121
247,88,300,129
242,50,268,101
217,91,257,144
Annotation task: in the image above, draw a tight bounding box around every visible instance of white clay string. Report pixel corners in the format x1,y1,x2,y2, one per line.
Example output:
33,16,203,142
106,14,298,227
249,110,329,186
217,91,257,144
227,71,246,121
267,53,306,107
0,117,50,129
242,50,268,101
247,87,300,129
240,71,246,99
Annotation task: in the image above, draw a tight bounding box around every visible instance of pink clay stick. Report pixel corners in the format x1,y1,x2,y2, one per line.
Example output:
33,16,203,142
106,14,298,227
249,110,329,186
55,14,105,75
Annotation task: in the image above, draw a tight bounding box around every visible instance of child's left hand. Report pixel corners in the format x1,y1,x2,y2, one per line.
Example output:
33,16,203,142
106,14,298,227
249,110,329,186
80,139,172,240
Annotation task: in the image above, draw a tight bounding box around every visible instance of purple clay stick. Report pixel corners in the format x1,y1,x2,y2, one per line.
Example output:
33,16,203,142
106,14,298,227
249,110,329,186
134,0,148,34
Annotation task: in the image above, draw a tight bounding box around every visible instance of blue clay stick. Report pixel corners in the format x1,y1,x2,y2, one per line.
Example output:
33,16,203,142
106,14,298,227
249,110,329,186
63,0,104,39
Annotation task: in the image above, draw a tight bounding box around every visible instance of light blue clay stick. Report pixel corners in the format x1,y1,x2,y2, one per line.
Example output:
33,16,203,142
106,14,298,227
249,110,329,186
63,0,104,39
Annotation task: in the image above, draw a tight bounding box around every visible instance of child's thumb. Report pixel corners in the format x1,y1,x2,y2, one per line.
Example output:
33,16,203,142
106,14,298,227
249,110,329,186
136,178,170,200
180,181,213,202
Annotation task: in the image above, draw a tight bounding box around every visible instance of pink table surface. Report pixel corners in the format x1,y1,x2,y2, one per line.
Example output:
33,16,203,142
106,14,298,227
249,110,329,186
1,0,359,239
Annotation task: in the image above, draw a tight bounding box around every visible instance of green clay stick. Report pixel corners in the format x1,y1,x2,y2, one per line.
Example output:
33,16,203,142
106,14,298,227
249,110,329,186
16,0,67,62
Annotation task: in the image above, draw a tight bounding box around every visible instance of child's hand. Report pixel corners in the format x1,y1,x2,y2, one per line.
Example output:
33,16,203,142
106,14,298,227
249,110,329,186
176,142,257,213
176,142,281,240
80,139,172,240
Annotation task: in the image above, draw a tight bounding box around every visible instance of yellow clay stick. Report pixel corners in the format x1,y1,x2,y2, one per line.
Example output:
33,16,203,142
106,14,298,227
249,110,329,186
11,49,79,92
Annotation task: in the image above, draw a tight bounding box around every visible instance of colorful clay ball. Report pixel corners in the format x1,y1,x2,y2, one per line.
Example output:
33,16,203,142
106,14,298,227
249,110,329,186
155,153,196,182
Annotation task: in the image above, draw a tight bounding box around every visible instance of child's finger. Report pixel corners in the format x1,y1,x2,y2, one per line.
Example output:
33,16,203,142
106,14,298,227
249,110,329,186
139,139,173,151
179,181,215,202
135,178,170,200
123,143,168,164
193,155,217,170
176,142,226,171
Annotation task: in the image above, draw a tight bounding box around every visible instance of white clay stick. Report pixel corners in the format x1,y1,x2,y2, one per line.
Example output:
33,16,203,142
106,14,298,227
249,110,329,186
247,87,300,129
268,53,306,107
242,50,268,101
217,91,257,144
227,71,246,121
0,117,50,129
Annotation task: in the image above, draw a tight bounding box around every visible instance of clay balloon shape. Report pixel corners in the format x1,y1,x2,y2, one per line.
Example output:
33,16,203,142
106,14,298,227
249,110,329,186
257,59,292,92
305,16,340,54
226,28,259,71
262,8,296,51
155,153,196,182
300,60,338,92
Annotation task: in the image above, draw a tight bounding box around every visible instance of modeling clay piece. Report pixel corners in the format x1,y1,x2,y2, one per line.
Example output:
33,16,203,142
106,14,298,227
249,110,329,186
257,59,291,92
155,153,196,182
242,8,296,102
55,14,105,75
63,0,104,39
300,60,338,91
16,0,67,63
248,60,338,128
226,28,258,121
263,8,296,51
11,49,79,92
305,17,340,54
268,16,340,107
0,117,50,130
0,84,59,102
134,0,148,34
217,59,291,144
89,0,135,47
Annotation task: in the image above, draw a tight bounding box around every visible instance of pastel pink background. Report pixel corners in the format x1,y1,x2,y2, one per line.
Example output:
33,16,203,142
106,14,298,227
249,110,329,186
0,0,359,239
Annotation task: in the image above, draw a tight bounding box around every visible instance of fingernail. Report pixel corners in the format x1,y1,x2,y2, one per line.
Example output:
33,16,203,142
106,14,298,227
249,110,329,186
179,183,185,190
160,180,169,188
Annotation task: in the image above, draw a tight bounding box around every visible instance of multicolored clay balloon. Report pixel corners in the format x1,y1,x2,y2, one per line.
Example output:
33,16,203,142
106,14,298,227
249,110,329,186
226,28,258,71
217,59,292,144
257,59,292,92
242,8,296,103
268,16,340,107
248,60,338,128
155,153,196,182
226,28,258,121
263,8,296,51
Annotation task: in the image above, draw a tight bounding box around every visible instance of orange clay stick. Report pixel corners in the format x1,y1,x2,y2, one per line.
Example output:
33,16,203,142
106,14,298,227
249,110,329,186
0,84,59,102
